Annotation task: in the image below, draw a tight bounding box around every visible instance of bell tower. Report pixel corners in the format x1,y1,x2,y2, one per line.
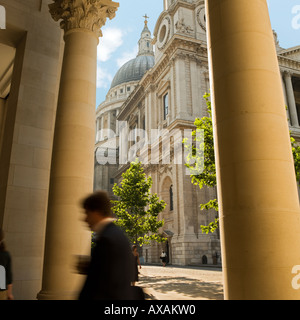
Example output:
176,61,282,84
154,0,206,63
137,15,154,57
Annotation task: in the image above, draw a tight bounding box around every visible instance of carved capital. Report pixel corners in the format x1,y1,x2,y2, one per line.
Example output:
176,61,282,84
49,0,119,37
282,70,293,79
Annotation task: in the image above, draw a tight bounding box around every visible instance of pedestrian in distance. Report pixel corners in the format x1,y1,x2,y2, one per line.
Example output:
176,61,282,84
131,245,141,286
0,229,13,300
160,250,167,267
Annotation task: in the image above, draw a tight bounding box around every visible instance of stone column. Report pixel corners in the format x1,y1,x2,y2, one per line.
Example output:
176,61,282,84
100,116,104,140
96,117,100,142
116,109,120,136
107,111,111,138
37,0,118,300
205,0,300,299
280,71,291,125
284,71,299,127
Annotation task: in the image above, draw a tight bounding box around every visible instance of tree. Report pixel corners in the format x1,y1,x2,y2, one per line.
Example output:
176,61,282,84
112,160,167,246
184,93,218,234
291,136,300,184
184,93,300,234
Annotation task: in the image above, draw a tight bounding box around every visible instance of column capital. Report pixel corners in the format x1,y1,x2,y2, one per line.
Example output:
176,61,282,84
282,70,293,78
49,0,119,38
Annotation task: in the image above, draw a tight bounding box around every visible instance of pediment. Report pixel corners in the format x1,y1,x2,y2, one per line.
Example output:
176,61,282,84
157,79,170,95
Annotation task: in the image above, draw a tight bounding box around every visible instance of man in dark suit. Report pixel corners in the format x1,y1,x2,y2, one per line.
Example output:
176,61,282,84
78,191,135,300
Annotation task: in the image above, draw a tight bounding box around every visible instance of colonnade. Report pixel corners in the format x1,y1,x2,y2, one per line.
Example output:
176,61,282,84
96,109,119,142
39,0,300,300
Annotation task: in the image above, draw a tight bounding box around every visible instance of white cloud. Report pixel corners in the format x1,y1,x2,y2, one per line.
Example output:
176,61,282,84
97,65,113,89
97,27,124,62
116,45,138,67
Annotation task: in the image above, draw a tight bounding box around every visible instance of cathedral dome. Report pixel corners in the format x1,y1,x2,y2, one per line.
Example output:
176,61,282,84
110,55,155,89
110,17,155,90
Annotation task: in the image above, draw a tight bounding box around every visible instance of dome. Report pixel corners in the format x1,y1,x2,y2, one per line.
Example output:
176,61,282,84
110,55,155,89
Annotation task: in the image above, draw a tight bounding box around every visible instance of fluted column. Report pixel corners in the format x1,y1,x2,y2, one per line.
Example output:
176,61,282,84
284,71,299,127
206,0,300,299
38,0,119,300
281,71,291,125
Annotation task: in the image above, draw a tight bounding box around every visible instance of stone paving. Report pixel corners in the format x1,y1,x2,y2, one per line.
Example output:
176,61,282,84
137,264,224,300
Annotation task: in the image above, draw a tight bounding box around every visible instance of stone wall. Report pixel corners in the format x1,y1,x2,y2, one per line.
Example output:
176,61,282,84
0,0,63,299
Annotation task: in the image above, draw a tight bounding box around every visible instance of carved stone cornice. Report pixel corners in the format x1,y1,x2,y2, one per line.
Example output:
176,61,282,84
49,0,119,37
163,35,207,62
168,0,199,15
142,36,207,89
278,55,300,74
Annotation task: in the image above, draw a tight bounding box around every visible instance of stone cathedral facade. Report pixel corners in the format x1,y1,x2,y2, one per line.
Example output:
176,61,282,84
1,0,299,300
94,0,300,266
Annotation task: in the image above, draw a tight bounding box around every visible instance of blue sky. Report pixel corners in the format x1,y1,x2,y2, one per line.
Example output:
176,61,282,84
96,0,300,106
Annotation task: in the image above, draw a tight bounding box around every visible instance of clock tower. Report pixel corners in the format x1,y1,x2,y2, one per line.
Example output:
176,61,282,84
154,0,207,63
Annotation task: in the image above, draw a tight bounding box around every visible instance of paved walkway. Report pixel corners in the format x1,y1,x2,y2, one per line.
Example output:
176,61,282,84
137,264,224,300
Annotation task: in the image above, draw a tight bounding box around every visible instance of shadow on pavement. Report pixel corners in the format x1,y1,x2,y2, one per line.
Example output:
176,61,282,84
139,274,224,300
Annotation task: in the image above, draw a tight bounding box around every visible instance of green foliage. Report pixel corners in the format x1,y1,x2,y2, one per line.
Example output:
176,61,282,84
184,94,300,234
112,160,167,245
184,93,216,189
184,93,219,234
200,218,219,234
291,136,300,185
200,199,218,212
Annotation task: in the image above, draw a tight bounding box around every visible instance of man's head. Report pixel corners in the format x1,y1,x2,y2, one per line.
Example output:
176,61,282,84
81,191,112,231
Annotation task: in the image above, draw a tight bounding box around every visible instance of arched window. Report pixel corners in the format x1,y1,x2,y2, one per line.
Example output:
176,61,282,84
169,185,173,211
